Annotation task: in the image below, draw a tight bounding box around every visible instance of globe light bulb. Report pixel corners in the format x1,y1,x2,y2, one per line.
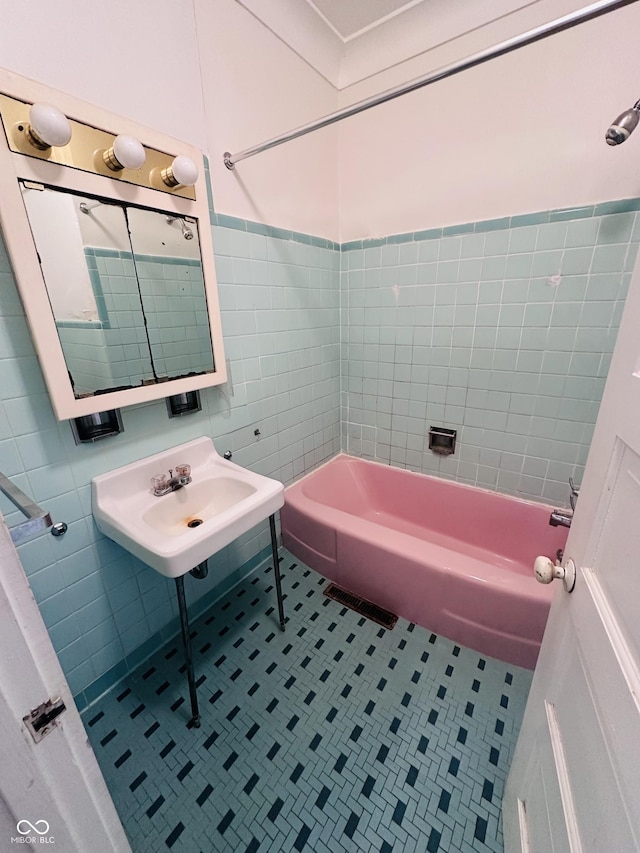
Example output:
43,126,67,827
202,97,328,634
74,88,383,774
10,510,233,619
103,134,146,171
161,155,198,187
27,102,72,149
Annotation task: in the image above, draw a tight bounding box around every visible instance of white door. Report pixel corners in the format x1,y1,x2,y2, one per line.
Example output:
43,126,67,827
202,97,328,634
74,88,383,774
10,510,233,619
0,514,131,852
503,250,640,849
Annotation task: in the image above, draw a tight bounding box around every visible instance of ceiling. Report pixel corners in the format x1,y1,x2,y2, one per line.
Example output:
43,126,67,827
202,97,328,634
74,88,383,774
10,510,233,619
305,0,424,41
236,0,590,90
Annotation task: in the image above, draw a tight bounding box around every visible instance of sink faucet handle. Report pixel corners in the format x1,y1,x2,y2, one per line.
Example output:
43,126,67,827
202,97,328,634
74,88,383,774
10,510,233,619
151,473,168,494
174,463,192,485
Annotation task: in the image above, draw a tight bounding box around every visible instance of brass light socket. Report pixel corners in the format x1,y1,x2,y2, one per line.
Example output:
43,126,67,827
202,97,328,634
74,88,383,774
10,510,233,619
25,124,51,150
103,147,124,171
161,165,179,187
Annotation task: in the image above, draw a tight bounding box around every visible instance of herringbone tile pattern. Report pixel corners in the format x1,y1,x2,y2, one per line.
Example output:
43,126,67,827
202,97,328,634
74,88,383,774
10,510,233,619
83,552,532,852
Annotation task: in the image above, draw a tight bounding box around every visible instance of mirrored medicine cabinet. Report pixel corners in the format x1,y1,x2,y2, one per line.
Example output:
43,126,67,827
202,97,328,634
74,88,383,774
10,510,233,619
0,70,226,420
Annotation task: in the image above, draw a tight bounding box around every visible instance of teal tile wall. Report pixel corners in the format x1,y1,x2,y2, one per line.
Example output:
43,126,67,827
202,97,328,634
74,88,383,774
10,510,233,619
211,226,340,480
57,324,112,393
58,248,153,394
341,204,639,505
0,174,340,707
94,249,153,388
136,254,213,377
62,249,213,393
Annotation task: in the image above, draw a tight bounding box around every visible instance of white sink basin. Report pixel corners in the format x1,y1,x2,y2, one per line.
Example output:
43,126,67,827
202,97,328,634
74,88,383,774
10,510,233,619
92,437,284,578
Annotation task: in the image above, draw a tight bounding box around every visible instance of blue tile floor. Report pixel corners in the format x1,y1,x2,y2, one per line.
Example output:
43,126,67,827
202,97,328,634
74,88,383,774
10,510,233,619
82,551,533,852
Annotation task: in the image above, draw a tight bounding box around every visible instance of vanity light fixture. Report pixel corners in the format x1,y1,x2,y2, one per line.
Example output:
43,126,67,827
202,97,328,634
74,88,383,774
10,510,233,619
103,134,146,171
161,154,199,188
26,102,72,150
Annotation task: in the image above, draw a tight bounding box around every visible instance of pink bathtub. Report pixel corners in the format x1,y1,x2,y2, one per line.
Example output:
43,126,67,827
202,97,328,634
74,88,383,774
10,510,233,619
281,454,568,669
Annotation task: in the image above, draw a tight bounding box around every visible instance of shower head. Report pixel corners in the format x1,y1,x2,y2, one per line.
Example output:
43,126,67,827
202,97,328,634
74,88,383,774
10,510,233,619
166,216,194,240
606,99,640,145
79,201,101,215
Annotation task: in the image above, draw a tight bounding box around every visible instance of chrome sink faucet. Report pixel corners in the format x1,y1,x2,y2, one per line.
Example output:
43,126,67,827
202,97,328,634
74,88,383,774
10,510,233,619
549,508,573,528
549,477,581,528
151,464,192,496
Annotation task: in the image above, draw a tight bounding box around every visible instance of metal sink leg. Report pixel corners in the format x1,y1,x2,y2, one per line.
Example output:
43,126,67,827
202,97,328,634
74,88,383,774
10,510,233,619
175,575,200,728
269,514,286,631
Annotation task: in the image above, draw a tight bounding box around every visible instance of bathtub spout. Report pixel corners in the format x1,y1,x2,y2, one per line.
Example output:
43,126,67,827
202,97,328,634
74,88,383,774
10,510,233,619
549,509,573,528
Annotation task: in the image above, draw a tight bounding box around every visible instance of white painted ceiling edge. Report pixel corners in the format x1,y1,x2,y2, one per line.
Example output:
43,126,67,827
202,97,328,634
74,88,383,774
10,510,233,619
308,0,426,41
235,0,345,87
236,0,615,91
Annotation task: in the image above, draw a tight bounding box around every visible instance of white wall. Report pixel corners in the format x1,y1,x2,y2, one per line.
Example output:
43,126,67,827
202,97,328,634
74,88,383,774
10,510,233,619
2,1,639,244
22,190,96,321
338,2,640,241
0,0,204,147
0,0,340,240
195,0,339,240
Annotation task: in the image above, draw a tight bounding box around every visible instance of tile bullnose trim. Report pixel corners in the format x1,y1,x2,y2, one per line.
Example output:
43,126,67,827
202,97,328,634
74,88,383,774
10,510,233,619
341,197,640,251
208,192,640,253
212,211,340,251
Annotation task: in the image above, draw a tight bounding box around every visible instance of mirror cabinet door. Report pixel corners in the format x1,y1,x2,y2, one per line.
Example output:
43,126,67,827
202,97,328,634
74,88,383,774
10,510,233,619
20,184,215,400
126,207,214,381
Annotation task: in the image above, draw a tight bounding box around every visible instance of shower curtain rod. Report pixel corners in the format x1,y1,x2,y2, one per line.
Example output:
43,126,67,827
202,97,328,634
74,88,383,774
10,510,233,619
223,0,637,170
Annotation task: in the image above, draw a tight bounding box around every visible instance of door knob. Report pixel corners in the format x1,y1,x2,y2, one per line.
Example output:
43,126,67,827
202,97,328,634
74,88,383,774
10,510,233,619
534,556,576,593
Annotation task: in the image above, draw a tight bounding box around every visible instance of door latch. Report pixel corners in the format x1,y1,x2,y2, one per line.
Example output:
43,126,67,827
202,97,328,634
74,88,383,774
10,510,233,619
23,697,66,743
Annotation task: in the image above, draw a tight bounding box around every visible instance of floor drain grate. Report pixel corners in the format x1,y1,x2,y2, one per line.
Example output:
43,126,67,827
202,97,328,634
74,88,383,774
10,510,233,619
323,583,398,630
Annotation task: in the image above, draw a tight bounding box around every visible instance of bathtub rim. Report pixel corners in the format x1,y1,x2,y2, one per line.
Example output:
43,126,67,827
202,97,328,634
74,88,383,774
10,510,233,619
287,451,566,516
